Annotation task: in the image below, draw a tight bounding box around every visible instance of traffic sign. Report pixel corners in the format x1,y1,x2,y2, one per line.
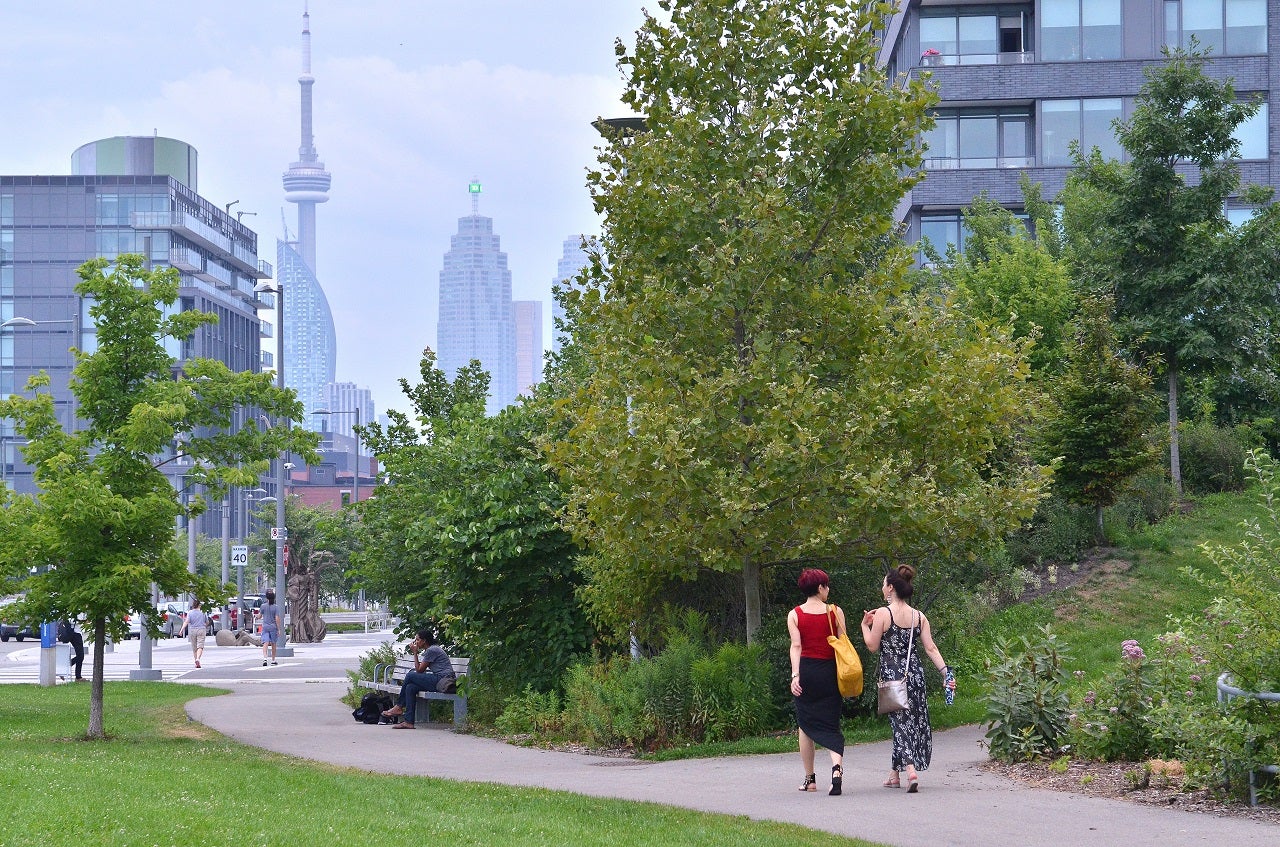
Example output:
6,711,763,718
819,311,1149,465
270,527,288,540
231,545,249,568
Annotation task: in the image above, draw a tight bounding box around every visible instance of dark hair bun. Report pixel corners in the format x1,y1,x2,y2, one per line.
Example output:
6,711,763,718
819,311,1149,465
897,564,916,583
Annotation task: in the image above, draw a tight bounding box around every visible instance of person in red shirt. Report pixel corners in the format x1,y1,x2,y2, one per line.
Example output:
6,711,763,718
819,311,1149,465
787,568,847,795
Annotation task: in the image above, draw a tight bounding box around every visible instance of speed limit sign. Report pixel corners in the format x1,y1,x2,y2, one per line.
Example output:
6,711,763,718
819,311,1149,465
231,545,249,567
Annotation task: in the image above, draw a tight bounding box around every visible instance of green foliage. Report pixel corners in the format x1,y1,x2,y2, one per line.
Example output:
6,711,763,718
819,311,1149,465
1037,296,1158,538
550,1,1049,641
1179,421,1248,494
494,687,565,737
1070,639,1165,761
1102,468,1176,540
1006,496,1096,567
984,625,1072,762
0,255,318,737
939,192,1076,375
356,351,593,697
528,613,780,751
1061,48,1280,497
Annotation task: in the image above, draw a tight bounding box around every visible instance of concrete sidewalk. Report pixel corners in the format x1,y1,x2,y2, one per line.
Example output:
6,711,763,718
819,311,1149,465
186,681,1277,847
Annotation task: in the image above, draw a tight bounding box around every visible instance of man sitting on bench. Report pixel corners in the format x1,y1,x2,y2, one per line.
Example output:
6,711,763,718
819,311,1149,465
383,628,457,729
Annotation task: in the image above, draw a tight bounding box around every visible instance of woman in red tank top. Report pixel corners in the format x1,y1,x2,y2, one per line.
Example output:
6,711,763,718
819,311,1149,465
787,568,847,795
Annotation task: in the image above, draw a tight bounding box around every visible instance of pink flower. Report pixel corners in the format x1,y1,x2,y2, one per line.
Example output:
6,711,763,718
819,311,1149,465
1189,674,1201,684
1121,640,1145,661
1083,691,1096,707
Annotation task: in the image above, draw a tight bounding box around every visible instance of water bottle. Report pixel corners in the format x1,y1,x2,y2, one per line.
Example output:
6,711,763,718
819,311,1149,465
944,667,956,706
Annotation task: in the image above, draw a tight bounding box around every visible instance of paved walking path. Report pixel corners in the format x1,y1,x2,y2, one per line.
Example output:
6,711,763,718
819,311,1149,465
186,681,1277,847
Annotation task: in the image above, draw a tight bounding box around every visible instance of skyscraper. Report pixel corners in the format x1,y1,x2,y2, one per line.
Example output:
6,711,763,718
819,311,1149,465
551,235,593,354
436,181,517,415
321,381,374,442
274,7,337,430
513,300,543,397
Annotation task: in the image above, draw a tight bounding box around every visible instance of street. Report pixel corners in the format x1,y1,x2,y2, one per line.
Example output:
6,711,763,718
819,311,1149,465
0,628,401,685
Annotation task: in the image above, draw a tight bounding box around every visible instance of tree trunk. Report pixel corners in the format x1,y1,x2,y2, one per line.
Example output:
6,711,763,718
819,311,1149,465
1168,368,1182,500
1095,504,1106,545
88,617,106,739
743,557,761,644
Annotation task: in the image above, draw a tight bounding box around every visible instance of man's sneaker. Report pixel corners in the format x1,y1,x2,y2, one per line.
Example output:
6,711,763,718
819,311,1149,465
271,661,278,665
262,660,268,666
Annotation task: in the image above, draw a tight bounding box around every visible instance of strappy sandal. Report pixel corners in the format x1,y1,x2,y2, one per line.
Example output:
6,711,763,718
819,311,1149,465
829,764,843,796
906,775,919,793
883,775,901,788
798,773,816,791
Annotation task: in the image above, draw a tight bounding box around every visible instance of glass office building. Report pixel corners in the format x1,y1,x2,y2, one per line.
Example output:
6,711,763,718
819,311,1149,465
0,137,271,532
436,183,517,415
275,237,337,428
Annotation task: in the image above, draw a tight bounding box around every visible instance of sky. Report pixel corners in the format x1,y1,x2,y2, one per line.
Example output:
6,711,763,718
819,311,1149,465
0,1,649,419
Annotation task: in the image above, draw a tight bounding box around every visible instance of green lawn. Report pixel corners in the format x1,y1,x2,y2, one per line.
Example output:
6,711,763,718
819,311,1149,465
0,683,884,847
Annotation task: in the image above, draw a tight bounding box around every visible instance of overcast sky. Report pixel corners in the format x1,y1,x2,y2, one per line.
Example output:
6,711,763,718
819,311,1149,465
0,1,648,418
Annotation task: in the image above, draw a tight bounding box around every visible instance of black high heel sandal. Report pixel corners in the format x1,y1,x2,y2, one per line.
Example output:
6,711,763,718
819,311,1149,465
829,764,843,796
798,773,816,792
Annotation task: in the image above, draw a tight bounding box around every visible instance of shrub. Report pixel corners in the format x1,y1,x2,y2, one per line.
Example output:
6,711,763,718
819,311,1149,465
1006,497,1095,567
984,624,1072,762
1070,639,1167,761
690,642,777,742
1105,468,1176,538
494,686,565,736
1180,421,1248,494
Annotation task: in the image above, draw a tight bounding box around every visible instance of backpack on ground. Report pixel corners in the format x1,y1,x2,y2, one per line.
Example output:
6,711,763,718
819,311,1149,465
352,691,393,724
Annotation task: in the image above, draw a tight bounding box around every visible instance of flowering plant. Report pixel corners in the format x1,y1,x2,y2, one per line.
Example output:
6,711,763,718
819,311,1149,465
922,48,941,56
1070,638,1165,761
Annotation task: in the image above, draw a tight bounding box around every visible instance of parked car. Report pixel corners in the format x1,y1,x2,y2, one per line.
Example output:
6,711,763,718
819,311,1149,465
228,594,267,630
156,602,189,637
0,597,39,642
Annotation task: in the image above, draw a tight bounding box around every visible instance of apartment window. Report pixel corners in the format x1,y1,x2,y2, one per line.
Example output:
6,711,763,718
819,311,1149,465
0,194,12,225
918,214,970,262
1042,0,1122,60
920,9,1030,64
1165,0,1266,54
1042,98,1123,165
925,109,1033,168
1235,103,1268,159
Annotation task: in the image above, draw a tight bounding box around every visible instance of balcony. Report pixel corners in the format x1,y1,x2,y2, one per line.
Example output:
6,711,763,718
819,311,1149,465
168,246,202,273
132,210,231,254
924,156,1036,170
195,260,234,289
919,51,1034,68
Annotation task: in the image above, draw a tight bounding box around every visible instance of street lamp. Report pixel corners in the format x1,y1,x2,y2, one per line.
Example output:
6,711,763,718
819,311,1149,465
313,407,361,507
253,278,290,655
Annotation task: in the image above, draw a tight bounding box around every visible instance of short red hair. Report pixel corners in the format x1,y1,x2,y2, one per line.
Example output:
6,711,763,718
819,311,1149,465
797,568,830,596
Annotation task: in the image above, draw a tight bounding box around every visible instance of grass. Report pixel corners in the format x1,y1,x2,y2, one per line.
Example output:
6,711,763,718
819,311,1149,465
0,683,884,847
642,487,1260,762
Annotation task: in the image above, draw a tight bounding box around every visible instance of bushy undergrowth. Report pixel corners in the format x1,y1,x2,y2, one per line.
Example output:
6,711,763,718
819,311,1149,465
1180,421,1250,495
496,613,780,751
343,641,399,707
984,625,1072,762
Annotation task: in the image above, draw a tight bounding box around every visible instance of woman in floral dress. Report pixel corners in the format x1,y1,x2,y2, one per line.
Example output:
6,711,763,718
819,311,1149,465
860,564,954,792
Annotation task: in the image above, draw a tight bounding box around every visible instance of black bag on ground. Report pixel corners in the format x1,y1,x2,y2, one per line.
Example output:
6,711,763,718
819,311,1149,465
352,692,393,724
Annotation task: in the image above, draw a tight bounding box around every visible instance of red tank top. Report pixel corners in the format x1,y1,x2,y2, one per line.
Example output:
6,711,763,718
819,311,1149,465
795,606,838,660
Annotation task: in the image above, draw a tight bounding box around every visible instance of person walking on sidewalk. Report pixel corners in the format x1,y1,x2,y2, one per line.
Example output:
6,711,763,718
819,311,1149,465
180,599,210,668
787,568,846,795
860,564,955,793
382,629,456,729
260,590,284,666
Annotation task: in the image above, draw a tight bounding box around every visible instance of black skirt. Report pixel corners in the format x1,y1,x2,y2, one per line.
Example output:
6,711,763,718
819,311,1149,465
795,656,844,755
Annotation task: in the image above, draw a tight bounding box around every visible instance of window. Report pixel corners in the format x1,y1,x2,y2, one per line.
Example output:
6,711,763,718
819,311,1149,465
1165,0,1266,54
918,214,969,261
925,109,1033,168
1041,98,1123,165
920,9,1030,64
1042,0,1122,60
1234,103,1268,159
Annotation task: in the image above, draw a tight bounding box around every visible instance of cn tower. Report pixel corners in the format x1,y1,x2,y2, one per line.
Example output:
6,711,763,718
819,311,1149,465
282,7,331,273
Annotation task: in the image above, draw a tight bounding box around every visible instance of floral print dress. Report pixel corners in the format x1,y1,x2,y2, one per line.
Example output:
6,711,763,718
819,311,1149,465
880,609,932,771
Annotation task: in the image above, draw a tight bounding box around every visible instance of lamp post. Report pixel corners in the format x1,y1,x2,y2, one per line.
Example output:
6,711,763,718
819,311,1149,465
253,279,291,656
313,407,361,507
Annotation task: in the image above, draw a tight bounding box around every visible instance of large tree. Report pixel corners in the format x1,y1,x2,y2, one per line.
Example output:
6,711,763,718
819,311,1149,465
1062,48,1280,498
0,255,317,738
357,351,592,694
545,0,1051,641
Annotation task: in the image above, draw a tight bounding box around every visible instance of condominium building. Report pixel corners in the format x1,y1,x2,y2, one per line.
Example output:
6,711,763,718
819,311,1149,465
878,0,1276,254
514,300,543,397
